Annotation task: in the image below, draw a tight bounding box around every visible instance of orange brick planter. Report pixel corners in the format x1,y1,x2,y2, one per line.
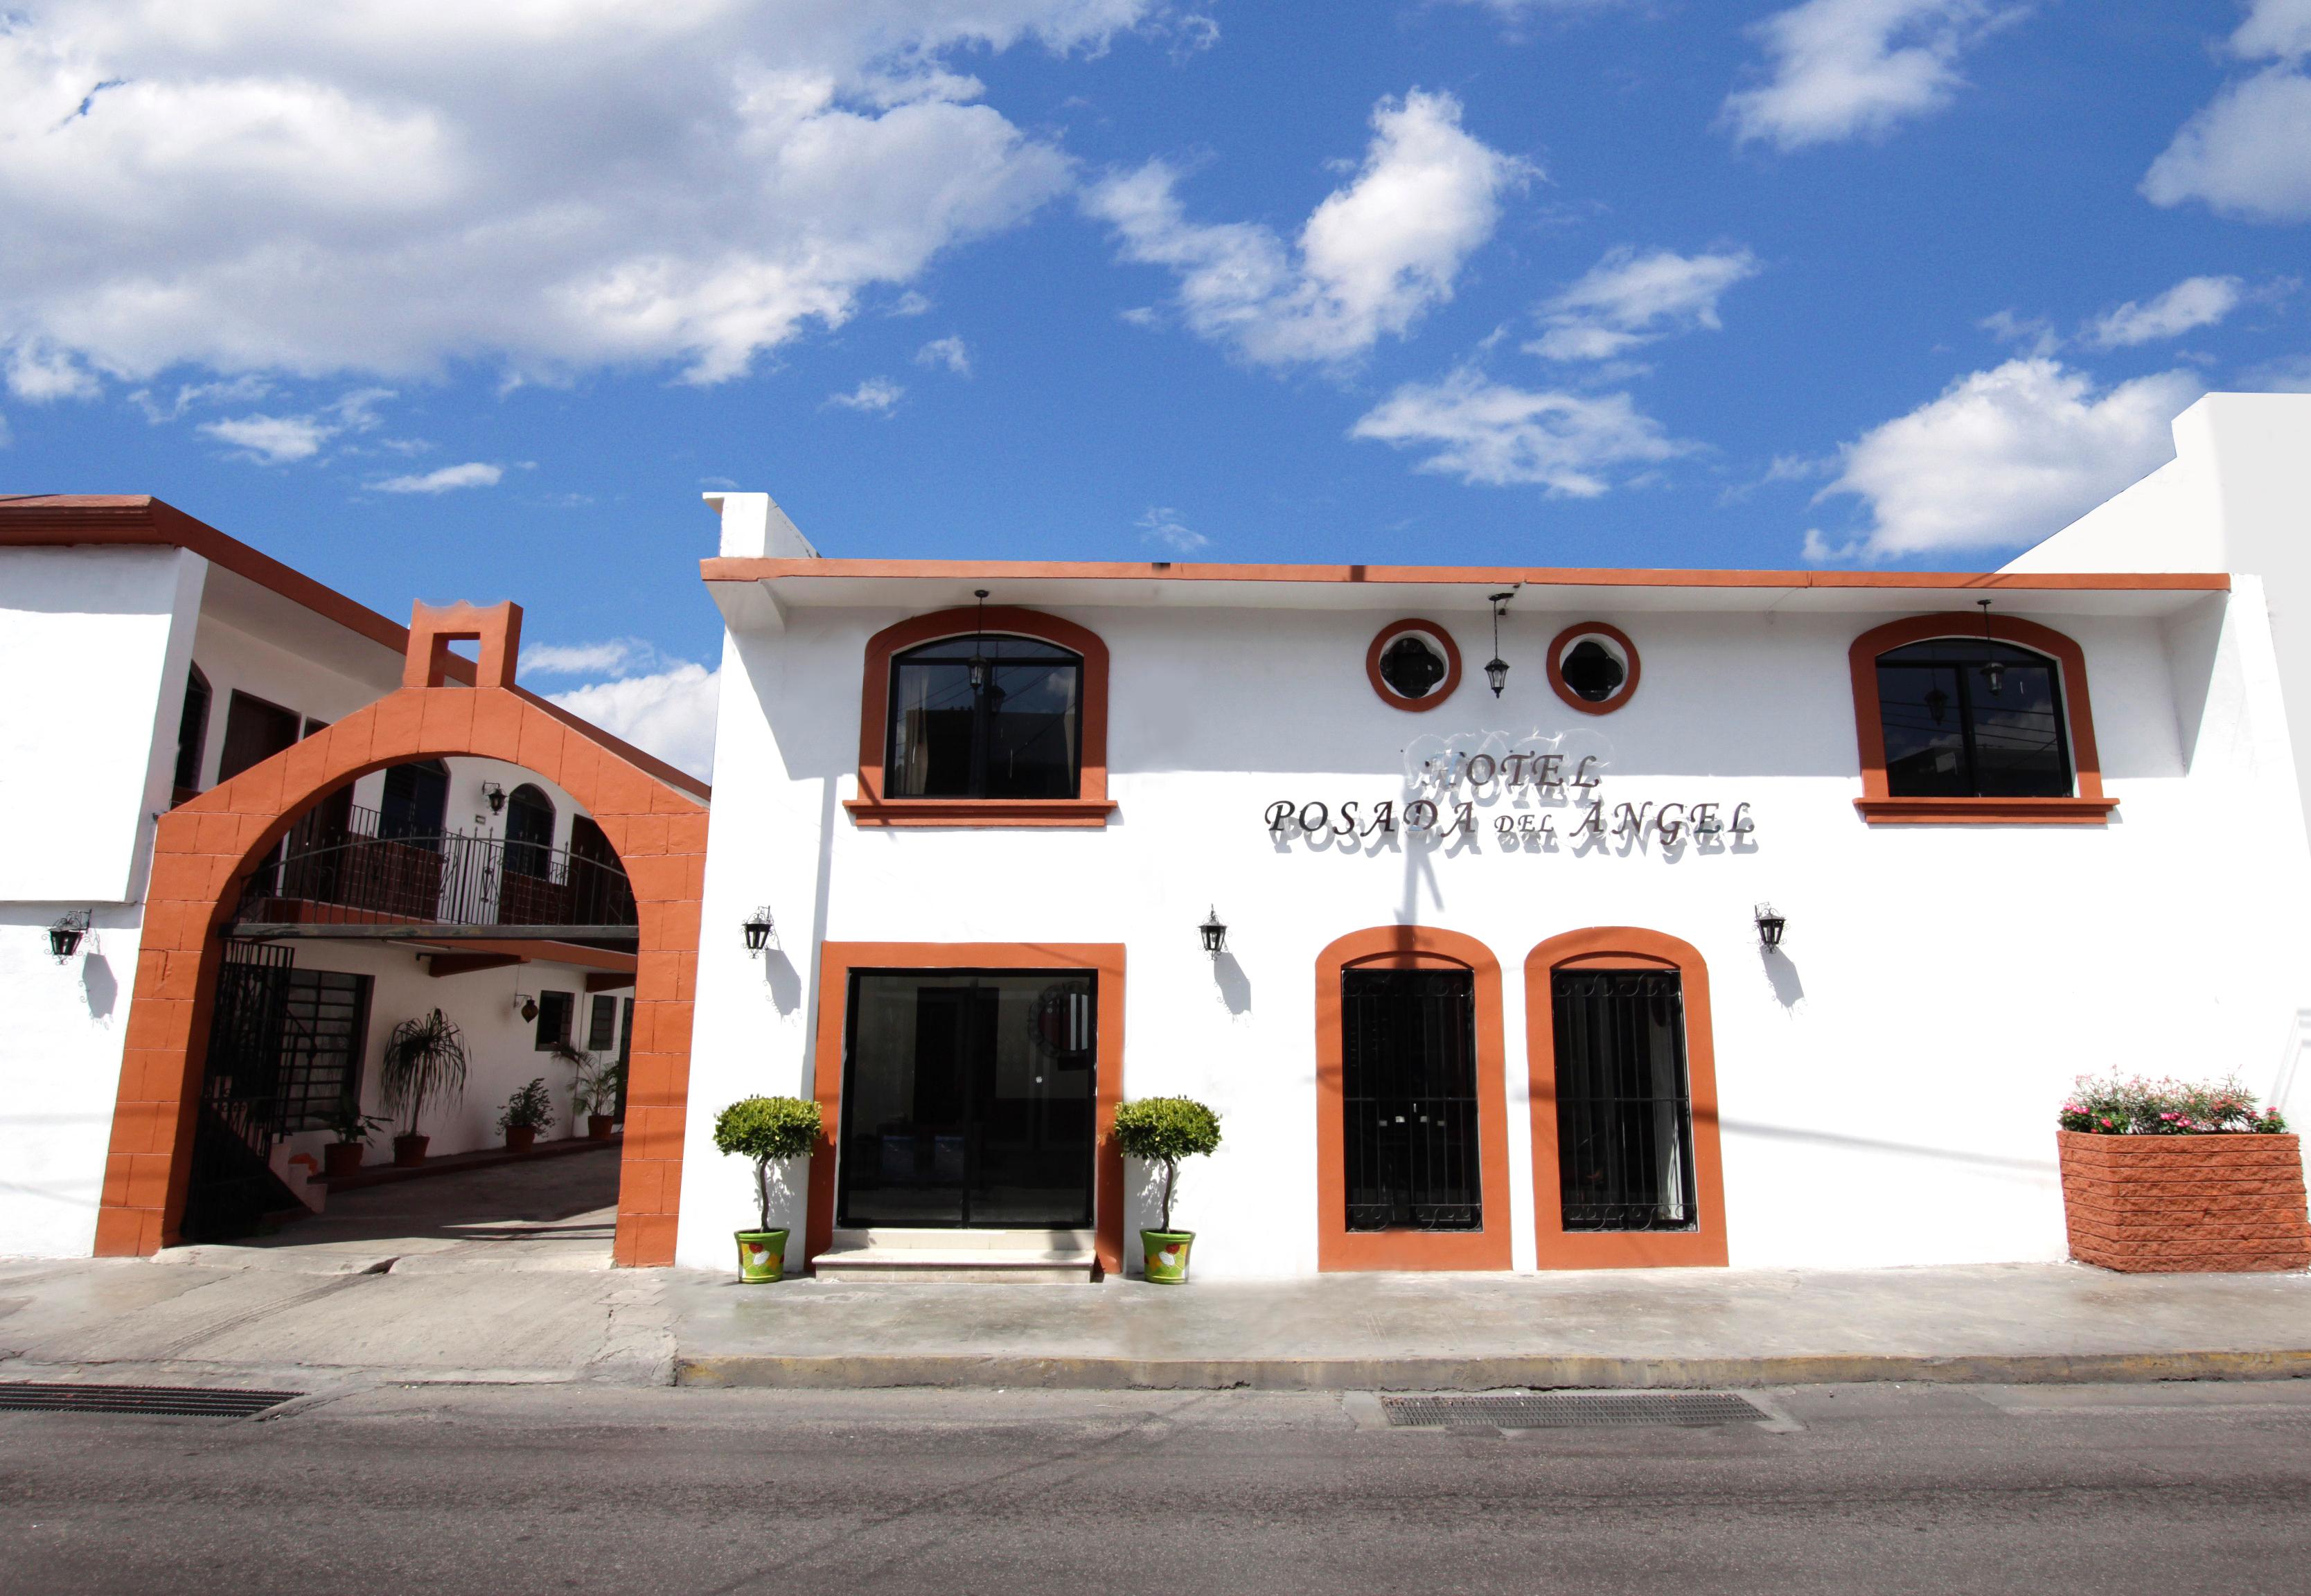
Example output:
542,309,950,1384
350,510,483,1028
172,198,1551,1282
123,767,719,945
2057,1130,2311,1273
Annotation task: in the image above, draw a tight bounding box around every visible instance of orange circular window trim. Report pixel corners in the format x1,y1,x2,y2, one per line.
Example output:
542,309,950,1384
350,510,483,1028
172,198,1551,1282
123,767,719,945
1366,619,1462,712
1547,621,1640,716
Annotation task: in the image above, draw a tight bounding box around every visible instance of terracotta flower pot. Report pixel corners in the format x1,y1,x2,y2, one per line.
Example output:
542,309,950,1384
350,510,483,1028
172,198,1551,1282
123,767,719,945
2057,1130,2311,1273
506,1125,538,1154
322,1141,366,1180
587,1114,617,1141
392,1133,429,1169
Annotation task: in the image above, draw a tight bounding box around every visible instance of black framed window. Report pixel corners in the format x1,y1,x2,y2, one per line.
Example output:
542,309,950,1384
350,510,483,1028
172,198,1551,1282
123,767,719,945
172,665,211,800
535,989,574,1050
886,635,1083,799
505,783,556,878
587,993,619,1051
379,760,450,842
218,689,301,783
1341,968,1482,1232
1876,639,2071,798
1553,970,1696,1232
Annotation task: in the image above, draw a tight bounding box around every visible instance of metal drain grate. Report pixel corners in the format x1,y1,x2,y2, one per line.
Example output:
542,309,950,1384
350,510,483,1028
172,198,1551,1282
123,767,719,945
1382,1392,1767,1429
0,1382,302,1419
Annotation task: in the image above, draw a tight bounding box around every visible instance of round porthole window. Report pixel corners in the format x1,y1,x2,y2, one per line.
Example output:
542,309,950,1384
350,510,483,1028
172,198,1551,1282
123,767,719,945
1548,621,1640,715
1365,619,1462,711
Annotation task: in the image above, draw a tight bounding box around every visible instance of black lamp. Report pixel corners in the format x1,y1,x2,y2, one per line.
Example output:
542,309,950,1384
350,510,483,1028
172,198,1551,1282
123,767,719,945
48,910,88,962
1199,907,1228,956
968,589,990,693
481,781,507,815
1484,591,1514,698
1977,599,2004,696
743,907,774,952
1753,903,1787,952
518,993,539,1023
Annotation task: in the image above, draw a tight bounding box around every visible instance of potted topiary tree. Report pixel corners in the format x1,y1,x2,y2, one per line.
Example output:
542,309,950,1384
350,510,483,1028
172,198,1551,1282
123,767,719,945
1113,1096,1223,1284
378,1008,469,1168
497,1076,554,1154
713,1095,822,1282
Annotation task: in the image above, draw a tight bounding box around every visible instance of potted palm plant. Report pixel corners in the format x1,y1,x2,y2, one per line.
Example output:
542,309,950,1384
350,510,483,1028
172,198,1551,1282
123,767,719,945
378,1008,470,1168
572,1058,626,1140
320,1102,389,1180
712,1095,822,1283
1113,1096,1223,1284
497,1076,554,1153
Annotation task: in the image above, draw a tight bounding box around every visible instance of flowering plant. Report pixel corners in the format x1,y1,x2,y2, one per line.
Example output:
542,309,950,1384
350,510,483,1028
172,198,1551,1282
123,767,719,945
2059,1072,2287,1135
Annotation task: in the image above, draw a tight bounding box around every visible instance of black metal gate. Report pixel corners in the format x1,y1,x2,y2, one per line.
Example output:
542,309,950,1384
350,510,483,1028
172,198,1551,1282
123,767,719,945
1551,970,1697,1232
1341,969,1481,1231
181,941,299,1242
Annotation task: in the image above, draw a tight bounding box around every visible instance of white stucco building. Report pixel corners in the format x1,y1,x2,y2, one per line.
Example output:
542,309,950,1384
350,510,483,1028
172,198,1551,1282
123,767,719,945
676,395,2311,1282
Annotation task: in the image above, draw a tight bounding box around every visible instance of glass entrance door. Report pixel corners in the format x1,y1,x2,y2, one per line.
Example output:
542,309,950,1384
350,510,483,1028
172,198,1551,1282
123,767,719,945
1340,968,1482,1231
838,970,1097,1228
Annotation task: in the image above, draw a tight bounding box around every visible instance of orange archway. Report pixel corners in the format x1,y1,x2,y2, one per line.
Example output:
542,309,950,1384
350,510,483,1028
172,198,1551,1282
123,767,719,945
98,603,707,1265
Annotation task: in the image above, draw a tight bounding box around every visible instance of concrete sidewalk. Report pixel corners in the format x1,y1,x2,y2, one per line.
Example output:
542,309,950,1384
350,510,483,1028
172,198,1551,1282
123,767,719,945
671,1264,2311,1392
6,1246,2310,1394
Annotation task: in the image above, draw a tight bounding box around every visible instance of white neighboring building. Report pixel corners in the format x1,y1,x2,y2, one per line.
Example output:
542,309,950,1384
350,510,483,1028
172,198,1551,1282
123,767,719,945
679,454,2311,1281
0,497,653,1257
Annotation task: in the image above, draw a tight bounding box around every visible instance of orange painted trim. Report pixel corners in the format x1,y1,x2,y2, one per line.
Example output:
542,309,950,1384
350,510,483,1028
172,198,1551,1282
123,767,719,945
1365,619,1464,711
1848,613,2111,826
806,943,1128,1275
703,555,2232,593
852,605,1110,828
1313,927,1513,1273
1546,621,1641,716
97,683,706,1266
1525,928,1728,1270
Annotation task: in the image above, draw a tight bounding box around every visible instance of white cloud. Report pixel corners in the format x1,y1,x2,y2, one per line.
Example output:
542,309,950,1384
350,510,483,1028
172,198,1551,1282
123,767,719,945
1811,357,2203,559
549,661,720,781
522,639,657,679
2143,2,2311,220
0,3,1153,390
1528,247,1759,362
199,412,333,463
373,461,502,493
825,377,904,412
1723,0,2016,151
914,335,972,375
1086,89,1528,369
1350,367,1689,494
2087,276,2244,348
1136,505,1210,552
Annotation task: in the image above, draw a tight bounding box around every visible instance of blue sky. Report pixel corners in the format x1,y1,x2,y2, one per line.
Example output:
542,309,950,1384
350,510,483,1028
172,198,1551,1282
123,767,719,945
6,2,2310,772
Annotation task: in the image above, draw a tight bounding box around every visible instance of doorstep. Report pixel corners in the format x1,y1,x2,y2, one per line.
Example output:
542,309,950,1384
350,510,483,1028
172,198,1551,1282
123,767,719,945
317,1133,621,1191
811,1227,1099,1284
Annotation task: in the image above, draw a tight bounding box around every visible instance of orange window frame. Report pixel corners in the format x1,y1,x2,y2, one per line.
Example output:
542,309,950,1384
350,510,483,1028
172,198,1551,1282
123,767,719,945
1848,613,2117,824
847,605,1115,828
1525,928,1729,1270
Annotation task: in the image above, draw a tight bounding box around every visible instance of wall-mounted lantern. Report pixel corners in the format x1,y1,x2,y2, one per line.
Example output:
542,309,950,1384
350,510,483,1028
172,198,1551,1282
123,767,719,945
481,781,508,815
1484,591,1514,698
743,907,775,953
517,991,539,1023
1199,907,1228,957
1753,903,1787,953
48,910,89,962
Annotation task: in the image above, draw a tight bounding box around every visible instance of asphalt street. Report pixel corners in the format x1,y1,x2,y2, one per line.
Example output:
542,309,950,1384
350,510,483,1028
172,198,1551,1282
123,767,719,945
3,1379,2309,1595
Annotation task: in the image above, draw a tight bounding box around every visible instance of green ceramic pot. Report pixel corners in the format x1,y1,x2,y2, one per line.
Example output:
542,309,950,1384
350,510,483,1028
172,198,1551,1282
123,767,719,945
735,1229,788,1284
1140,1229,1194,1284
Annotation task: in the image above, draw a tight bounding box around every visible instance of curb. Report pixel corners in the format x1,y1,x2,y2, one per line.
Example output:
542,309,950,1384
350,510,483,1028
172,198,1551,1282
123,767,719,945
673,1348,2311,1392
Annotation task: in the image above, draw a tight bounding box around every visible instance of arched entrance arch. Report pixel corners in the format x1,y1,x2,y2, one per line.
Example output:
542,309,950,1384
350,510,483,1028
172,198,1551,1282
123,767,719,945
98,601,707,1265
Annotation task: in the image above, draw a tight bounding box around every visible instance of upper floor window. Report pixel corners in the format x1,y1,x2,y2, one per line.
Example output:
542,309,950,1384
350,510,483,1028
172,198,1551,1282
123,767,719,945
172,665,211,803
886,635,1083,800
505,783,557,878
1875,639,2070,798
379,759,450,841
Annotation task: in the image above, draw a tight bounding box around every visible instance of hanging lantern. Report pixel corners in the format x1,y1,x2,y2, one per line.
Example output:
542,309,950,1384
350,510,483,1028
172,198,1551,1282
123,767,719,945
48,911,89,962
968,588,991,693
1977,598,2005,695
1485,590,1514,698
743,907,774,952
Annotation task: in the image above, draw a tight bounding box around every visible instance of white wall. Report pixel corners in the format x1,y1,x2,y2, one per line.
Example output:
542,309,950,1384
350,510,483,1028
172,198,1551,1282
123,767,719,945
680,588,2311,1275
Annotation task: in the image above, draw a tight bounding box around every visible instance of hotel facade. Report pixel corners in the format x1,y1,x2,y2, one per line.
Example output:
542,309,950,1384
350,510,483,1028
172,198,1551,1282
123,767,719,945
7,393,2311,1279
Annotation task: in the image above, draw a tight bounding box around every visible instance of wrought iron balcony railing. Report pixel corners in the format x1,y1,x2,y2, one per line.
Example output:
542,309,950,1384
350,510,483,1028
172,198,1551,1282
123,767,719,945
230,804,636,942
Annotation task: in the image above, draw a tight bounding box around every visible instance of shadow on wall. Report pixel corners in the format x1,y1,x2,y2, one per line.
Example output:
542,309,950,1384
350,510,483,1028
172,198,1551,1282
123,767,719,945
759,947,802,1016
1760,948,1804,1010
82,954,118,1022
1212,950,1251,1016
